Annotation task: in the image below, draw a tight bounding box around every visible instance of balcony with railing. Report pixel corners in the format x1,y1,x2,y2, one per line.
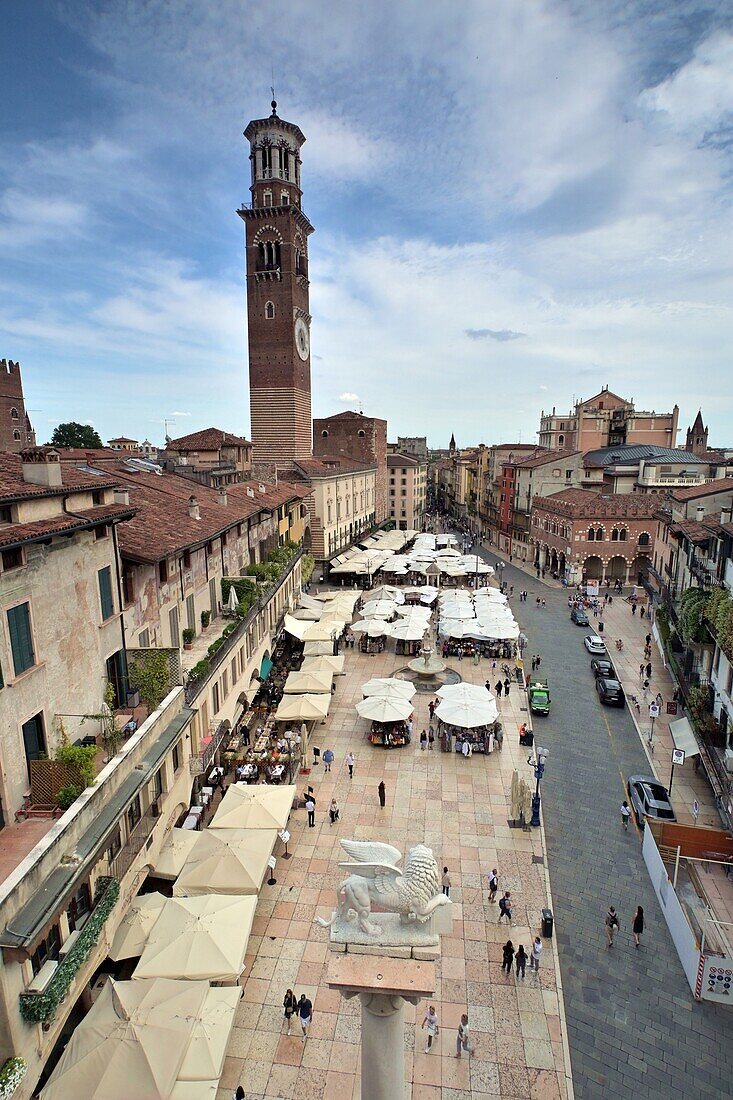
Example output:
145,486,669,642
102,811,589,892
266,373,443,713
110,803,160,882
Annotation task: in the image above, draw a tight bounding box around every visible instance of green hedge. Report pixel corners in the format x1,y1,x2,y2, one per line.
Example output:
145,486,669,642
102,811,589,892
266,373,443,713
0,1058,27,1099
19,877,119,1024
706,587,733,660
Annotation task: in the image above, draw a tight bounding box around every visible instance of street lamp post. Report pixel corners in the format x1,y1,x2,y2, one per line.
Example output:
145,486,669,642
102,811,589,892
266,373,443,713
530,746,548,827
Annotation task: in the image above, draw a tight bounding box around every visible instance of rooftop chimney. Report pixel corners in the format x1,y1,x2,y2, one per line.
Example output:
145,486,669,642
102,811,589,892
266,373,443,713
21,448,62,488
695,506,705,522
217,488,228,507
113,488,130,507
721,507,732,525
188,495,200,521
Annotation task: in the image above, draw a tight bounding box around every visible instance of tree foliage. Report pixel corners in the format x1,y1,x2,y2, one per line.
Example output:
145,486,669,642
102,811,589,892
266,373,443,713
49,421,103,448
677,587,710,646
706,586,733,660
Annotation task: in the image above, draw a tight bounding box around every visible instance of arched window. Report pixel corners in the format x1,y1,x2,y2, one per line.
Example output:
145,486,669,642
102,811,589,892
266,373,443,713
358,429,366,438
558,434,564,445
265,301,275,319
611,528,619,542
595,527,604,541
321,430,329,438
280,190,289,206
638,532,650,546
588,528,595,541
263,189,272,207
12,430,20,441
10,407,18,420
619,528,627,541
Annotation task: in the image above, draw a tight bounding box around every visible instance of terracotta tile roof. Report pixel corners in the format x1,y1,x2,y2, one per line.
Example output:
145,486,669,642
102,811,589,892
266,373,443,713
533,488,659,519
670,519,721,544
108,436,138,444
167,427,251,451
387,453,419,467
0,453,120,502
45,447,124,463
670,478,733,501
293,456,375,478
0,503,136,550
515,449,579,470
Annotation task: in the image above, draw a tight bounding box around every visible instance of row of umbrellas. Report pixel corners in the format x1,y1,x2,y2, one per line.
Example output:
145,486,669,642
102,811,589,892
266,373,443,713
354,677,499,729
436,587,520,641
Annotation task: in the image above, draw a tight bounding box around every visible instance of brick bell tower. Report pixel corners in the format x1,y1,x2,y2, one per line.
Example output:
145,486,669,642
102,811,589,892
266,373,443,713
238,100,314,470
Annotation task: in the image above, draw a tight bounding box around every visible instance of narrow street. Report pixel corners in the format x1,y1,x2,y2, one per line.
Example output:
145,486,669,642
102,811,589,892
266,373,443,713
490,557,733,1099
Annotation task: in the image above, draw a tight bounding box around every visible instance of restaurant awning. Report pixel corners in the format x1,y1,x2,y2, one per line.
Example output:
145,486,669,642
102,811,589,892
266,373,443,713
172,829,277,897
134,895,257,982
669,716,700,757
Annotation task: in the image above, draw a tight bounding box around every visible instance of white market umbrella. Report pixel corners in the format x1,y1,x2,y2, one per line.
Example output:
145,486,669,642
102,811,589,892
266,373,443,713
303,640,336,656
438,604,475,620
369,585,405,604
275,693,332,721
361,677,416,700
151,828,199,882
283,670,333,694
135,895,257,982
108,893,167,962
360,600,398,618
211,783,296,831
436,683,495,702
41,978,207,1100
395,605,431,619
172,829,277,898
439,619,480,639
351,619,391,637
387,619,428,642
300,654,345,676
477,621,520,640
436,695,499,728
177,986,240,1084
302,621,343,642
283,614,307,641
356,696,414,723
225,586,239,613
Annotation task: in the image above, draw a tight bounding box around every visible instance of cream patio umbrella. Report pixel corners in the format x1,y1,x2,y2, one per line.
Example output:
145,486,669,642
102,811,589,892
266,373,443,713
360,599,399,618
302,621,344,642
439,619,480,639
291,608,322,620
134,895,257,982
283,669,334,694
361,677,416,699
299,654,345,676
369,584,406,603
283,614,307,641
355,695,414,723
170,1080,217,1100
176,986,240,1084
386,618,428,642
351,619,391,637
394,604,431,618
436,694,499,728
436,682,495,703
151,828,199,882
41,977,206,1100
108,892,167,962
211,783,295,831
274,693,332,722
303,639,336,656
172,829,277,898
477,620,520,640
438,604,475,620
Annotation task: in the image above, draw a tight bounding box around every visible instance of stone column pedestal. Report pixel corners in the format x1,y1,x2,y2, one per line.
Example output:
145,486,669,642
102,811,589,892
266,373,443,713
327,955,436,1100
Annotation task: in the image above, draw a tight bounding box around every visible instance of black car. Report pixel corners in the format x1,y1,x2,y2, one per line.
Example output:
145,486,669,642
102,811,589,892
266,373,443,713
571,607,589,626
627,775,677,827
596,677,624,706
590,657,616,679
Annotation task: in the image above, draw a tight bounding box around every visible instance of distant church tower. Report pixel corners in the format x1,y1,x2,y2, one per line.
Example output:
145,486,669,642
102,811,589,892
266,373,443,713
449,433,456,456
685,411,708,456
238,101,314,469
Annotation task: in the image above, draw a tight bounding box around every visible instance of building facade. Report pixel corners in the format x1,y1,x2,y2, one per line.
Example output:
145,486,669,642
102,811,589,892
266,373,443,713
293,457,377,563
387,452,427,530
313,411,388,523
0,361,35,454
160,427,253,488
239,101,314,469
538,387,679,453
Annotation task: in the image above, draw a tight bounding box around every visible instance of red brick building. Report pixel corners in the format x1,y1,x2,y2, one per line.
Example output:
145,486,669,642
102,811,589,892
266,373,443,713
531,488,657,586
313,410,388,523
0,359,35,453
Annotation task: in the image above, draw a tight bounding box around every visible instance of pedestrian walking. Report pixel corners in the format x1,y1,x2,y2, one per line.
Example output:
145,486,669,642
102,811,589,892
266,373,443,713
531,656,537,672
639,662,645,680
536,654,542,668
501,940,515,973
428,726,435,749
345,751,354,778
329,798,339,825
498,891,513,923
298,993,313,1041
631,602,637,615
632,905,644,948
233,1087,245,1100
640,605,646,619
503,677,511,696
442,866,451,897
621,800,631,831
455,1013,472,1057
283,988,297,1035
530,936,542,972
322,747,334,772
515,944,527,979
495,679,503,697
420,728,428,750
378,780,386,808
428,700,435,720
605,906,620,947
421,1004,440,1053
646,661,652,679
488,868,499,902
305,796,315,828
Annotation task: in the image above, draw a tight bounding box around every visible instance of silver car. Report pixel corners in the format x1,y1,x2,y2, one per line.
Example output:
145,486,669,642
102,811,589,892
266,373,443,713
627,775,676,827
583,633,606,654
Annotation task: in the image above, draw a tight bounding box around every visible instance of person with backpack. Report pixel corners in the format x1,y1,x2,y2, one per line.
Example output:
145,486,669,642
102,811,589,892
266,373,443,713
605,906,620,947
498,891,512,924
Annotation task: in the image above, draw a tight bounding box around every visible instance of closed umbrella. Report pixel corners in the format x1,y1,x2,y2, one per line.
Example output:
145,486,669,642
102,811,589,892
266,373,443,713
283,670,333,694
355,696,414,723
172,829,277,898
151,829,199,882
436,695,498,728
225,585,239,614
109,892,167,962
361,677,416,699
134,895,257,982
211,783,295,831
274,693,332,721
41,978,206,1100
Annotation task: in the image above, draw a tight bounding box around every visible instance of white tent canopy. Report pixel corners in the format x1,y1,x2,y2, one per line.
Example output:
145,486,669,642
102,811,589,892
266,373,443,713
436,695,499,728
283,670,333,694
361,677,416,700
355,695,414,723
134,895,257,982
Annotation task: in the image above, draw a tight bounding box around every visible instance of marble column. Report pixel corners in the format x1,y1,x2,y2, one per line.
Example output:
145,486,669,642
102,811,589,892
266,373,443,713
361,991,409,1100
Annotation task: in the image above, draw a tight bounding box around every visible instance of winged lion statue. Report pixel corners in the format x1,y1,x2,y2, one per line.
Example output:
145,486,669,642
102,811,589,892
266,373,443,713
317,839,451,936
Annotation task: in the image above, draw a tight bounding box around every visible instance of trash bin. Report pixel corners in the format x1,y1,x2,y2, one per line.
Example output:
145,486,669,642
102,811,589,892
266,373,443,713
541,908,554,938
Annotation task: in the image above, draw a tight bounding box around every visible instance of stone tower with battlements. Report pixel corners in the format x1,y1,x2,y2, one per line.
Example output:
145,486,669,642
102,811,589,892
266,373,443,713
0,360,35,452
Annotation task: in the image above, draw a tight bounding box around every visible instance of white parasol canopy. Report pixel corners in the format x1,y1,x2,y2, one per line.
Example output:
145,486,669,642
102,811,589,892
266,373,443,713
360,599,399,618
436,682,495,703
369,584,406,604
299,654,345,676
476,620,520,640
211,783,295,831
387,618,428,641
436,695,499,728
361,677,416,700
177,986,240,1083
274,693,332,721
283,670,334,694
351,619,391,637
134,894,257,982
355,695,414,723
151,828,199,882
438,604,475,620
108,893,167,962
302,621,344,641
173,829,277,897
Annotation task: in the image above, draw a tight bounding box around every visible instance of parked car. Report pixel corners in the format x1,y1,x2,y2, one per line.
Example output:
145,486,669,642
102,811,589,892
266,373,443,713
590,657,616,679
627,775,677,827
583,633,606,654
596,677,624,706
571,607,589,626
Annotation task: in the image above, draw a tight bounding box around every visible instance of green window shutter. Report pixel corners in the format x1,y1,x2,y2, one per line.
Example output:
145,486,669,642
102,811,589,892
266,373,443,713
8,603,35,676
98,567,114,621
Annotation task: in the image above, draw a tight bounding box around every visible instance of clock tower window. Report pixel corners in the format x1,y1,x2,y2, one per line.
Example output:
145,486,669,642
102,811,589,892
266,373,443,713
265,301,275,319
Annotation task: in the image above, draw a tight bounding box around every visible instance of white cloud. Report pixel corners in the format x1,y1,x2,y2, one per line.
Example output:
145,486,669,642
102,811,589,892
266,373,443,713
640,31,733,136
0,189,87,248
338,392,361,403
171,410,191,416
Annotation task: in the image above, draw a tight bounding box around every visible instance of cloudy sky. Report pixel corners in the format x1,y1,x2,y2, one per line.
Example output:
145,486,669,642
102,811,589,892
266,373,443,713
1,1,732,448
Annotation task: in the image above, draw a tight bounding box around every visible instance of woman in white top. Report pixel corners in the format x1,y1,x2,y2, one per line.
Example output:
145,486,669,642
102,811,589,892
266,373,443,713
530,936,542,971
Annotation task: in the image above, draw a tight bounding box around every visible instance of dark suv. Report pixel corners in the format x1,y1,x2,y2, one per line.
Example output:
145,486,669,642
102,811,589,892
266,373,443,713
591,657,615,679
571,607,589,626
596,677,624,706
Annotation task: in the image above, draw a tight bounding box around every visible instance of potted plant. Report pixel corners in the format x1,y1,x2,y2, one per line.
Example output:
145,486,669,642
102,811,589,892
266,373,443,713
201,609,211,631
182,627,195,650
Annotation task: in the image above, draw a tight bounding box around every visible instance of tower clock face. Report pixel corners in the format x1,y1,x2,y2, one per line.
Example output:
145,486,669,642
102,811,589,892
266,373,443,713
294,317,310,361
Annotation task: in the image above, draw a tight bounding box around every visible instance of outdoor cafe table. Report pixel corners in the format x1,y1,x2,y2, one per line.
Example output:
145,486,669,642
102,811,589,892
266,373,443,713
254,735,269,753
